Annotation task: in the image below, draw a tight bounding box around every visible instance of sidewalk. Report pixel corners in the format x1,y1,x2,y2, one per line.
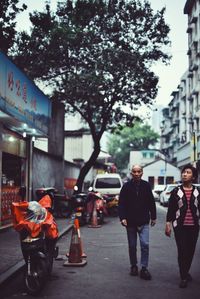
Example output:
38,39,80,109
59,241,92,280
0,218,73,285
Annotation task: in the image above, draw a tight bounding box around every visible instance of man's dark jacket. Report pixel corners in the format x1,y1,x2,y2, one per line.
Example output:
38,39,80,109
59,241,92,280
118,179,156,226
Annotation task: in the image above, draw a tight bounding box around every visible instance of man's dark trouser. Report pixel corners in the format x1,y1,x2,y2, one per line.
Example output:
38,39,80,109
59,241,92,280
174,225,199,280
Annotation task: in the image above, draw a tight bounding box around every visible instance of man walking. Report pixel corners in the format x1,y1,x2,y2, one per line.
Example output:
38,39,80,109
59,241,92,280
119,165,156,280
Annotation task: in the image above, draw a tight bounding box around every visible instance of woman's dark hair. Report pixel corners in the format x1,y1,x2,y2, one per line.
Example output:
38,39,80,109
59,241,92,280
181,164,198,182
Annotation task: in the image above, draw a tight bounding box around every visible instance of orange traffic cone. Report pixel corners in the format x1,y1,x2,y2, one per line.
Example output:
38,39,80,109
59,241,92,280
66,218,87,258
63,218,87,267
88,201,101,228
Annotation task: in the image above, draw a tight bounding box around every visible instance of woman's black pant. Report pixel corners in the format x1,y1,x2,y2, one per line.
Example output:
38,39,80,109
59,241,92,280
174,225,199,280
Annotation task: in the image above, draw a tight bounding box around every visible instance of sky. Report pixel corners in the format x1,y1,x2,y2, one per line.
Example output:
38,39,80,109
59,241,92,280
150,0,188,107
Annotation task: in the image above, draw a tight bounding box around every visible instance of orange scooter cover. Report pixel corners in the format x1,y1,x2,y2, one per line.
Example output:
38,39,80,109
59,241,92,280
12,195,58,239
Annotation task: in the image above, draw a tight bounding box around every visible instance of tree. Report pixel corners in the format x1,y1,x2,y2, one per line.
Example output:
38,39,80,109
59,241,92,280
11,0,170,192
0,0,27,54
107,122,159,171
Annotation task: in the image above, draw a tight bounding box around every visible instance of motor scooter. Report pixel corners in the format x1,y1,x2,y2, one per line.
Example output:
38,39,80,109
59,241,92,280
87,189,107,224
12,195,59,296
105,194,119,217
35,187,56,212
71,187,88,226
35,187,71,218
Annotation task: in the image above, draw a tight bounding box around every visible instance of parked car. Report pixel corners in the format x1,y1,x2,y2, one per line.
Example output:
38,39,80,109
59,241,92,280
193,184,200,188
152,184,166,202
159,184,178,207
90,173,123,196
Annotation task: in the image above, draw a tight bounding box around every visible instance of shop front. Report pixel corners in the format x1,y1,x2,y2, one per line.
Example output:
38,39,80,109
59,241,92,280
0,51,51,228
0,127,26,226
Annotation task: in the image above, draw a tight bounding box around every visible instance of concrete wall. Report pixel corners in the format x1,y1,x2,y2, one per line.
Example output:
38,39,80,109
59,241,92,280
32,148,64,199
64,133,93,163
32,148,80,199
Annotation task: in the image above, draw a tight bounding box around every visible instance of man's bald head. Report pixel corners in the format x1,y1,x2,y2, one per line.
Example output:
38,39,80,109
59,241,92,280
131,165,143,181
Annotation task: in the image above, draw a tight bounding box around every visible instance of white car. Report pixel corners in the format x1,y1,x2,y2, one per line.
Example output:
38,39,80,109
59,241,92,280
90,173,123,197
193,184,200,188
152,185,166,201
160,184,178,207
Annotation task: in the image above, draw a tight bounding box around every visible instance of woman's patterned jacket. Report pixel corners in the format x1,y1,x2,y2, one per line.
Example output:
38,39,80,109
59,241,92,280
166,185,200,228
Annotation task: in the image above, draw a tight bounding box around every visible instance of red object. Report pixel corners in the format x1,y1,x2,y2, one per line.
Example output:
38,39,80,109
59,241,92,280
12,196,58,239
88,200,101,228
87,192,107,216
64,218,87,266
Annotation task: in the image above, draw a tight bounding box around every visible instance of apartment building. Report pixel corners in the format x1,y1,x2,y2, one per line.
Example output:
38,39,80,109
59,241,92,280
161,0,200,169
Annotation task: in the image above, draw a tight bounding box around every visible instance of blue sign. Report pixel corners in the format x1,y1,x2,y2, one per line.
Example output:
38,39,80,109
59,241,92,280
0,52,51,135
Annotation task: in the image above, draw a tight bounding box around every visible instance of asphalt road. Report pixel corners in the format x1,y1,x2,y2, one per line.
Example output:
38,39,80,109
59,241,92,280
1,204,200,299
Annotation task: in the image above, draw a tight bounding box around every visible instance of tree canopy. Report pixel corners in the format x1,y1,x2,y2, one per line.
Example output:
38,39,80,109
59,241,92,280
10,0,171,191
107,122,159,171
0,0,27,54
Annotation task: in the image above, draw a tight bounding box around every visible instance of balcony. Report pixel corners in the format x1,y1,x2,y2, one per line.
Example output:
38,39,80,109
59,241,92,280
195,104,200,112
161,130,170,137
171,119,179,127
171,104,177,111
188,95,193,101
187,72,193,78
188,117,194,124
190,15,198,24
186,26,193,33
192,89,198,96
192,64,198,71
181,112,186,118
193,40,198,47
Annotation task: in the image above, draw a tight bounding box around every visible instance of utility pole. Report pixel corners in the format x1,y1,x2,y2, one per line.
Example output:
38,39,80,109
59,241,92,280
192,130,197,167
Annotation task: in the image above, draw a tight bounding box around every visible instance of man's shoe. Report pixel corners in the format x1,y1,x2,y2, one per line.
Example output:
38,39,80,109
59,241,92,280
179,279,187,288
130,265,138,276
140,267,152,280
187,273,192,282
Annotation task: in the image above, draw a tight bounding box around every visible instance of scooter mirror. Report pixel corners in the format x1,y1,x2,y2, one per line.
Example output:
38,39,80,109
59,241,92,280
74,185,78,191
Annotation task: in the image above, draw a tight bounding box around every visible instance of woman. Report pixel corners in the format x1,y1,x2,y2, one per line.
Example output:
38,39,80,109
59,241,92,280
165,164,200,288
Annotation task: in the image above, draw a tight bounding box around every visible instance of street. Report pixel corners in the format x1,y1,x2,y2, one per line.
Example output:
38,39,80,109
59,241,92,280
1,204,200,299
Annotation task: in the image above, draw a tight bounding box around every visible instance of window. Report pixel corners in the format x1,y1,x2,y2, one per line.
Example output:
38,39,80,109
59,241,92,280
95,178,121,189
158,176,164,184
166,177,174,184
148,177,154,189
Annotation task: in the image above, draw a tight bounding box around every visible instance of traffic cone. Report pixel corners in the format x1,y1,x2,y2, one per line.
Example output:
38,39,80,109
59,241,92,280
66,218,87,258
63,218,87,267
88,201,101,228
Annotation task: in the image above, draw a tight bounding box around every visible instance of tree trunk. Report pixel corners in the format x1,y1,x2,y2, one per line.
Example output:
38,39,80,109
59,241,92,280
75,142,101,193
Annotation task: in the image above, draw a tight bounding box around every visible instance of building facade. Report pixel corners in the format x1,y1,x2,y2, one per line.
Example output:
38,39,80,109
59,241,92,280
161,0,200,171
129,150,165,169
142,159,180,189
0,51,52,227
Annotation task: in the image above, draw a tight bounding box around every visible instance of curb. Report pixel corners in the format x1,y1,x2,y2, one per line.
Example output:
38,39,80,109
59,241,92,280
0,224,73,286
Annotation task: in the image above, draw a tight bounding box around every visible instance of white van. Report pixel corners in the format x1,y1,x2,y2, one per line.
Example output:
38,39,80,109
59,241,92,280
91,173,123,196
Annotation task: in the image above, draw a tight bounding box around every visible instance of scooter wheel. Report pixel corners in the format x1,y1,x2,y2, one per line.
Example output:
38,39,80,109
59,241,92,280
24,259,47,295
98,213,104,225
